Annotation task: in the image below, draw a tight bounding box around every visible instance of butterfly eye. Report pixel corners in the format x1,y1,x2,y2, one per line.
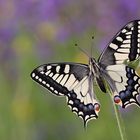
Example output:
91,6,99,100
94,103,100,112
114,95,122,105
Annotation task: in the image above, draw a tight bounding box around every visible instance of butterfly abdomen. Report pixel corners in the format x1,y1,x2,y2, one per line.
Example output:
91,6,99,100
96,76,106,93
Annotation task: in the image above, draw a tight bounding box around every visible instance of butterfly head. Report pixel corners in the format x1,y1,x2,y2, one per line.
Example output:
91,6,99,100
89,57,97,69
89,57,96,64
89,57,100,75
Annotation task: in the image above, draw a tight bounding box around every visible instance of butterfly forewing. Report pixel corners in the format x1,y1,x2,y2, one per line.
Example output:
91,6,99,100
31,63,100,125
98,20,140,108
99,20,140,67
31,63,89,95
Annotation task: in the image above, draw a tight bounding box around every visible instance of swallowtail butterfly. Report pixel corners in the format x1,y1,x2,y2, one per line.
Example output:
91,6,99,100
31,20,140,126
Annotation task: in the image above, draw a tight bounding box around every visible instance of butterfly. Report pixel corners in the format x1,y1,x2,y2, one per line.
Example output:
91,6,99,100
31,20,140,126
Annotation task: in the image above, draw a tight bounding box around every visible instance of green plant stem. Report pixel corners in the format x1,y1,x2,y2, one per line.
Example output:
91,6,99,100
109,94,127,140
112,100,126,140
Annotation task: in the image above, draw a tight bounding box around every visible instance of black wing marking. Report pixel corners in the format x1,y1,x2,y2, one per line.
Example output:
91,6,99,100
31,63,100,125
98,20,140,68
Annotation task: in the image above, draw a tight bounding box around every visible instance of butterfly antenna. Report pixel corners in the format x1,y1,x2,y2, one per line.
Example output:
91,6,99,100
90,35,95,57
75,43,90,58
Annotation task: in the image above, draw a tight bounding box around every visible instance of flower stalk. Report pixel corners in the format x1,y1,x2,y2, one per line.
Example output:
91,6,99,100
109,93,127,140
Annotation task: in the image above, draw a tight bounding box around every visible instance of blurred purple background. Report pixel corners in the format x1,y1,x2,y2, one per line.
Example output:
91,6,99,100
0,1,140,140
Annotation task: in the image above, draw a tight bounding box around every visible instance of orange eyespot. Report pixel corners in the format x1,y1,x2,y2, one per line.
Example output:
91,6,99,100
94,103,100,112
114,96,121,104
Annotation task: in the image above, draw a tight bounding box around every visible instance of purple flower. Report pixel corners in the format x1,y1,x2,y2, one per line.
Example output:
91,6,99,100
0,27,16,43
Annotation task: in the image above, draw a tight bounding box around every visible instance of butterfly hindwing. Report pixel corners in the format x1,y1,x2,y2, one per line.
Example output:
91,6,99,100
31,63,100,124
104,64,140,108
67,76,100,125
99,20,140,108
118,66,140,108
